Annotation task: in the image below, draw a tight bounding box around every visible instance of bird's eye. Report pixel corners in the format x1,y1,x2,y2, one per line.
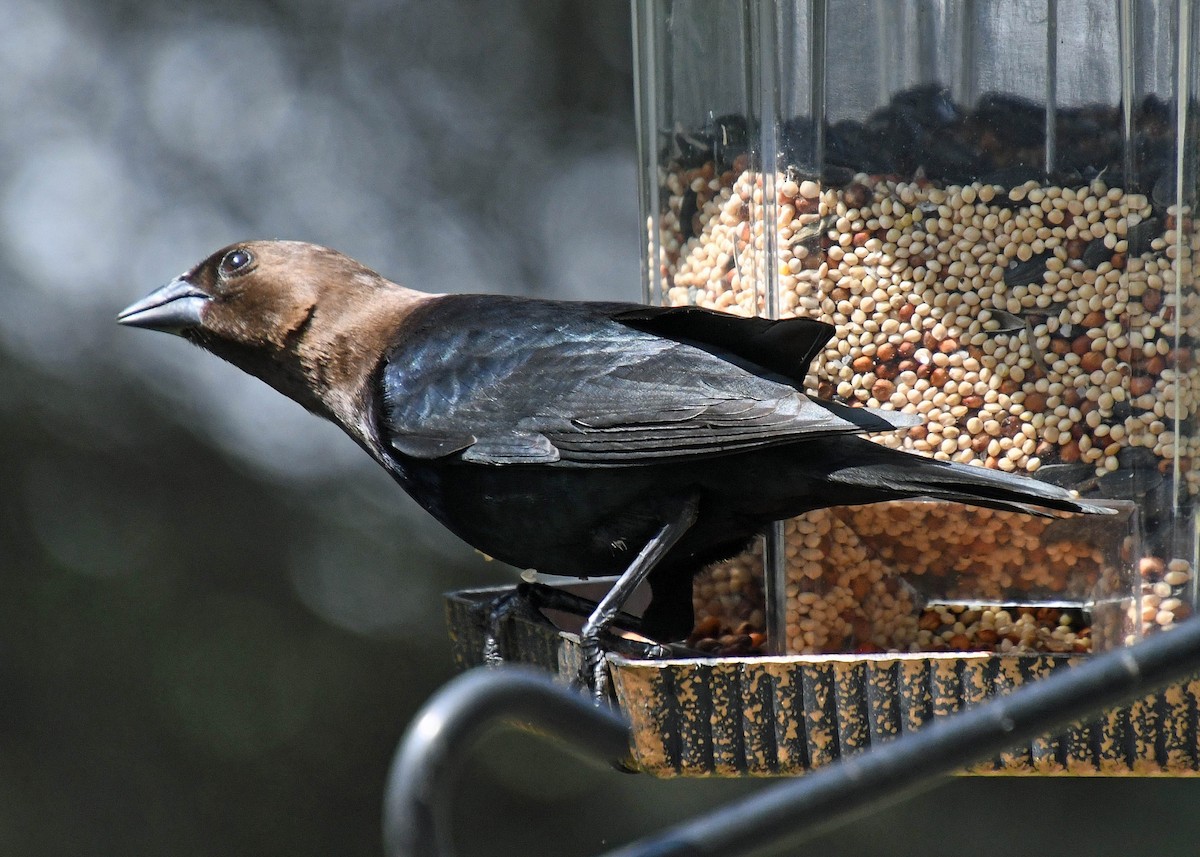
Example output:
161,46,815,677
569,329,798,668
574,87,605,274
219,248,253,277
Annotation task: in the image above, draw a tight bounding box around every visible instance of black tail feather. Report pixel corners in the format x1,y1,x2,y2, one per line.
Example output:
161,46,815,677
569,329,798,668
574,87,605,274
828,442,1114,517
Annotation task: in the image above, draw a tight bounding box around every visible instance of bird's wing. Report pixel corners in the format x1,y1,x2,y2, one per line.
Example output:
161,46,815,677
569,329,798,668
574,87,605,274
378,296,917,466
609,304,832,387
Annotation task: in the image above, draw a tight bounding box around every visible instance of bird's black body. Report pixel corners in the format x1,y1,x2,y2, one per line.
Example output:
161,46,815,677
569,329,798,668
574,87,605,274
366,295,1100,640
392,438,932,639
118,241,1111,665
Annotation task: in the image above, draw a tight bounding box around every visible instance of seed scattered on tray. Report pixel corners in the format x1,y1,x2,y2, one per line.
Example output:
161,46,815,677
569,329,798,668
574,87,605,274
686,614,767,656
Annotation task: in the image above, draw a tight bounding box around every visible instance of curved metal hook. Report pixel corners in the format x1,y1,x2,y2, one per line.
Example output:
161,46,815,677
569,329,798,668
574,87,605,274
382,666,632,857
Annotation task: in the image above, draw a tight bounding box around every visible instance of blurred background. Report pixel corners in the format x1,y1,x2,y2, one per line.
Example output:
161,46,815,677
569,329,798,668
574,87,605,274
2,0,1199,855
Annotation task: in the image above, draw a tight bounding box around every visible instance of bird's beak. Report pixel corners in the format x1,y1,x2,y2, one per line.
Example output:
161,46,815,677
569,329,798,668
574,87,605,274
117,278,211,333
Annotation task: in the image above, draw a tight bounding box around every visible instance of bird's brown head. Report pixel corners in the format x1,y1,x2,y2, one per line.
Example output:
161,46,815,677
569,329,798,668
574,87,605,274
118,240,376,345
119,239,431,432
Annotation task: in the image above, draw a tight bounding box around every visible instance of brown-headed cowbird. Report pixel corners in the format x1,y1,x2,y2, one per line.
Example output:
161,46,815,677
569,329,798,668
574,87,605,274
119,241,1110,693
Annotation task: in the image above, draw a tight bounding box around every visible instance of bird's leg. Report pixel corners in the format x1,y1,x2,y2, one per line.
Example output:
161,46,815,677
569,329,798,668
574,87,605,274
517,583,649,633
526,584,680,659
579,494,700,704
478,582,659,667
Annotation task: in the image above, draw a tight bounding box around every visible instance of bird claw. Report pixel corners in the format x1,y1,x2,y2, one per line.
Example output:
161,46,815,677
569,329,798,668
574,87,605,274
481,634,504,668
574,634,613,706
473,586,556,668
590,661,611,704
636,639,676,659
576,627,681,705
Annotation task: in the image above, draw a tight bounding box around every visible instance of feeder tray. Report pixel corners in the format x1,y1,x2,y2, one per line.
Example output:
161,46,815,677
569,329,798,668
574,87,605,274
446,585,1200,777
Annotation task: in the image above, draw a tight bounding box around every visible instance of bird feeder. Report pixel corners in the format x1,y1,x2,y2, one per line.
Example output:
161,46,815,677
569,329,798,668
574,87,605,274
448,0,1200,777
634,0,1200,662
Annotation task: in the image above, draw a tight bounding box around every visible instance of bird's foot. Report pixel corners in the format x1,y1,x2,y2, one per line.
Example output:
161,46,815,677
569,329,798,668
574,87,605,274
477,580,681,704
574,629,678,706
575,632,612,706
474,585,557,667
